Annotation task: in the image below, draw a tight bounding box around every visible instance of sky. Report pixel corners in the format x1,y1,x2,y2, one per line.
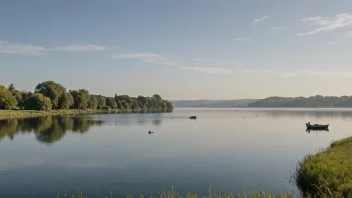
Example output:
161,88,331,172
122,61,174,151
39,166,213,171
1,0,352,100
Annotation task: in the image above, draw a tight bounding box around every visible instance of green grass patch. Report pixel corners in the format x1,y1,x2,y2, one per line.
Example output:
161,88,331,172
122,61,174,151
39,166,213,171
0,109,117,119
295,136,352,197
0,109,172,119
55,188,294,198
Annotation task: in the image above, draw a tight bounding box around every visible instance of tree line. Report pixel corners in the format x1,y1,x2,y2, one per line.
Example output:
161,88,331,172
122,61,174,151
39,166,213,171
248,95,352,107
0,81,173,111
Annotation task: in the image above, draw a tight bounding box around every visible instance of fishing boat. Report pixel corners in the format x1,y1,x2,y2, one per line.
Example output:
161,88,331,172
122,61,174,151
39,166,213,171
189,116,197,119
306,122,329,130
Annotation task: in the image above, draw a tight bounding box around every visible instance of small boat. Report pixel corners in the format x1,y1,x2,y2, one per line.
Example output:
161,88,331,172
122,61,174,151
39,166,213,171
306,122,329,130
189,116,197,119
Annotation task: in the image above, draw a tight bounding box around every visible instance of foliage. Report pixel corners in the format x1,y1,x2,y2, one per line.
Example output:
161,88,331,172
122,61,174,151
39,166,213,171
106,97,117,109
0,85,18,110
58,93,73,109
71,89,90,109
35,81,66,109
24,93,52,110
66,92,74,107
102,106,111,110
88,95,98,110
249,95,352,107
113,94,173,111
7,84,16,92
0,81,173,111
295,136,352,197
8,84,22,103
18,91,32,108
55,188,294,198
97,95,106,109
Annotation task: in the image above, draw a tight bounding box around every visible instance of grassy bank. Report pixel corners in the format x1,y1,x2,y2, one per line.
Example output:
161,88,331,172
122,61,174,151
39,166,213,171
0,109,172,119
56,189,294,198
295,136,352,197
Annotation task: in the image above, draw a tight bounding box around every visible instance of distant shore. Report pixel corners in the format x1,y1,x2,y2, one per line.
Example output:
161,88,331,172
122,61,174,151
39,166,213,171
0,109,173,119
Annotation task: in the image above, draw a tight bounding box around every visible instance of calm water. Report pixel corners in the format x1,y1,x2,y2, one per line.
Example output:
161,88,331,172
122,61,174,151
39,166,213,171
1,108,352,197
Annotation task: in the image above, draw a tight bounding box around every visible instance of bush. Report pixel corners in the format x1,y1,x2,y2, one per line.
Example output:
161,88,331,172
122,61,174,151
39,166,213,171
0,85,18,109
101,106,111,111
24,93,52,110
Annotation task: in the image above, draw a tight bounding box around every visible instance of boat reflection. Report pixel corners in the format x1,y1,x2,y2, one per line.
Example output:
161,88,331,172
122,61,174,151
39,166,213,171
306,128,330,133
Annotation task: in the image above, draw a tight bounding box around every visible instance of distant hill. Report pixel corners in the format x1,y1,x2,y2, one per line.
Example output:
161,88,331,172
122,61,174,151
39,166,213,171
248,95,352,108
171,99,258,108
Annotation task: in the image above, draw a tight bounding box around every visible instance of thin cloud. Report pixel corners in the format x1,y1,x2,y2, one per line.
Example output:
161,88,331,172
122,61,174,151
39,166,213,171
298,13,352,36
0,41,108,55
181,67,279,75
220,60,244,65
345,31,352,37
181,66,352,78
236,37,251,41
253,16,269,24
237,69,277,73
0,41,46,55
282,72,297,78
50,45,107,52
181,66,234,75
295,70,352,78
193,58,244,65
328,41,339,44
289,40,309,43
112,53,176,65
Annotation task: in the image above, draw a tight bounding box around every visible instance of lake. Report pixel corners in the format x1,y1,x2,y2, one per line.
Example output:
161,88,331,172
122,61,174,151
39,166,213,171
1,108,352,197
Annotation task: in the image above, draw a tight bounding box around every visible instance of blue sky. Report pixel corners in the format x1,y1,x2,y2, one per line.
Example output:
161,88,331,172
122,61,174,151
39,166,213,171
1,0,352,99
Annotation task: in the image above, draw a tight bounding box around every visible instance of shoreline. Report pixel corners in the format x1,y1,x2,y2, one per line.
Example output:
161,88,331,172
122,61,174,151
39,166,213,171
0,109,173,120
295,136,352,197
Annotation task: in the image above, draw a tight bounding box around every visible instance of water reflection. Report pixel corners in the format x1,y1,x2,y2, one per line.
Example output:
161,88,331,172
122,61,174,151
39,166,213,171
0,116,104,144
0,115,165,144
306,128,329,133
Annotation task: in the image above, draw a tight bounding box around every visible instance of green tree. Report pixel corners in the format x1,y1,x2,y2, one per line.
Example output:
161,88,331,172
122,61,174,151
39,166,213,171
7,84,22,105
66,92,74,108
106,97,117,109
7,84,15,92
97,95,106,109
35,81,66,109
0,85,18,109
164,100,173,109
18,91,32,108
115,95,133,110
88,95,98,110
131,99,140,110
12,91,22,103
151,94,163,109
58,93,71,109
24,93,52,110
137,95,147,109
72,89,90,109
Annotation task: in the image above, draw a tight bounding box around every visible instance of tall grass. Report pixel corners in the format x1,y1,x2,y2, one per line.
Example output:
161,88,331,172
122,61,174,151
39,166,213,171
295,137,352,197
56,187,294,198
